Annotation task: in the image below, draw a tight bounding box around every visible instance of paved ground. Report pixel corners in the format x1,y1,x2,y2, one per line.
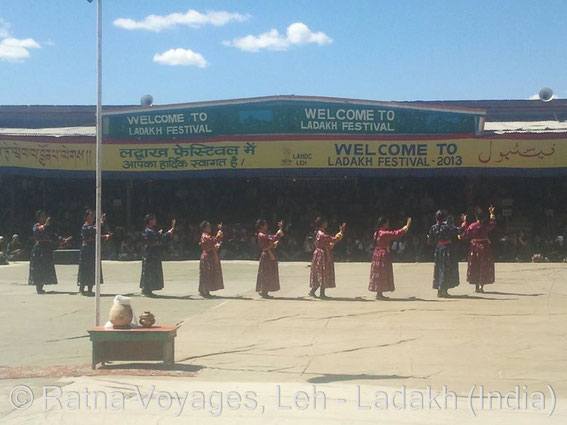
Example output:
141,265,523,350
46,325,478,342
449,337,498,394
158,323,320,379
0,260,566,424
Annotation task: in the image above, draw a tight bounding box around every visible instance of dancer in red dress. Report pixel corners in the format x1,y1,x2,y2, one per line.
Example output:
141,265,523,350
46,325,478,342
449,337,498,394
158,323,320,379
199,221,224,298
255,219,284,299
460,206,497,293
309,217,346,299
369,216,412,300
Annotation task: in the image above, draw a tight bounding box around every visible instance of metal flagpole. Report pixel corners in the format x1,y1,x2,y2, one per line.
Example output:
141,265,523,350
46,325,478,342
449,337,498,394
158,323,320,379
95,0,103,326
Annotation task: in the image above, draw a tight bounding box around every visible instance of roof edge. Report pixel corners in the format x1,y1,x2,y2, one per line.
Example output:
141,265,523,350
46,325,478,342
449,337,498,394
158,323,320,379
102,95,486,116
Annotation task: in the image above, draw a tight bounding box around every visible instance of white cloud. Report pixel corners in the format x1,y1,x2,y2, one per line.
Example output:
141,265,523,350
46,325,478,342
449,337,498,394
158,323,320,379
224,29,289,52
0,37,41,62
153,48,208,67
287,22,332,46
0,18,41,62
223,22,332,52
114,9,250,32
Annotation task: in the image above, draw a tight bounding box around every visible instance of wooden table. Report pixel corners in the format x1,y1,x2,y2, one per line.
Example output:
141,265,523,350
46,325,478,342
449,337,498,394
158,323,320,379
87,325,178,369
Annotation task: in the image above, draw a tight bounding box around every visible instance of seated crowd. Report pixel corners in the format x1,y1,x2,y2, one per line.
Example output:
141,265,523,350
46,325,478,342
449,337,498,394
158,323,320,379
1,176,566,265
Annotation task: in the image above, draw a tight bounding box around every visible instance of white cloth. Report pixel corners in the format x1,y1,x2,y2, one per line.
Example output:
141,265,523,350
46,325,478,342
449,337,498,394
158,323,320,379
104,295,140,329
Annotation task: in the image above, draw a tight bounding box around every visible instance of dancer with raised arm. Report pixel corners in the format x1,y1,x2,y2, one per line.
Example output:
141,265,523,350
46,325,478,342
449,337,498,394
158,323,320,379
460,206,497,293
77,209,111,296
199,221,224,298
139,214,176,297
28,210,72,294
369,216,411,300
309,218,346,299
428,210,463,298
256,219,284,299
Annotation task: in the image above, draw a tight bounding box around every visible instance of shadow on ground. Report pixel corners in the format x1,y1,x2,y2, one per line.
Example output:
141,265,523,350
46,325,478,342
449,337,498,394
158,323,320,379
307,373,426,384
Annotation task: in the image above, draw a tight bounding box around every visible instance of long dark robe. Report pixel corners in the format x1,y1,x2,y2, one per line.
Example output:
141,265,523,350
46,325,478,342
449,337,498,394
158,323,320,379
139,227,171,292
428,222,463,290
28,223,61,286
77,222,104,287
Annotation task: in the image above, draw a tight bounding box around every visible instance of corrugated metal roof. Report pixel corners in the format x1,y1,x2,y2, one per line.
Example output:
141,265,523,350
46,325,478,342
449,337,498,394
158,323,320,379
484,121,567,134
1,98,566,128
0,126,95,137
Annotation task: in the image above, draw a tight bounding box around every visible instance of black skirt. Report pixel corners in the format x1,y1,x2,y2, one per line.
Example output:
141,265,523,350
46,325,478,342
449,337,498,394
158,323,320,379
77,243,104,286
28,243,58,286
433,244,460,290
139,246,164,291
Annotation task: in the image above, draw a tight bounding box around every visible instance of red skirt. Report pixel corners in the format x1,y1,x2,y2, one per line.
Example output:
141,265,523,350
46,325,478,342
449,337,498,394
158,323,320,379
199,251,224,293
310,248,336,289
369,248,395,293
467,241,495,286
256,252,280,293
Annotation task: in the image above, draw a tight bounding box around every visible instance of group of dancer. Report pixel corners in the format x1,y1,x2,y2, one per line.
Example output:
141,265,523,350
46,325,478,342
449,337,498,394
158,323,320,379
306,205,496,300
27,206,497,299
28,209,108,295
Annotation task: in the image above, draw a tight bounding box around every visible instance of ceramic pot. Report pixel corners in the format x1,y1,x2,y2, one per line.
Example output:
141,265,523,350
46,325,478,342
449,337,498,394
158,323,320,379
139,311,156,327
108,304,133,328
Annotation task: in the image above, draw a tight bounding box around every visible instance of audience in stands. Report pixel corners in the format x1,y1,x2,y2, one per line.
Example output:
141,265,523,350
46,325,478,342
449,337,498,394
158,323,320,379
1,177,566,263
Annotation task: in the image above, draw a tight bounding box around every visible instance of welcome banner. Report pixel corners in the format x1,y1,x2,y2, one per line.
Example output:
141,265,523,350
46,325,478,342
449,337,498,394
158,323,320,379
1,135,565,177
102,97,484,139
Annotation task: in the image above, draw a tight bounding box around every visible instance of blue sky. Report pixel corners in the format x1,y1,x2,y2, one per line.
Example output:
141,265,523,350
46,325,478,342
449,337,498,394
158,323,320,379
0,0,565,105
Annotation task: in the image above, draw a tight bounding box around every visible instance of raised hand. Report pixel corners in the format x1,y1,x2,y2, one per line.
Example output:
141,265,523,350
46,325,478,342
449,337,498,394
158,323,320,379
101,213,106,225
278,220,284,229
45,217,51,227
406,217,412,228
171,219,176,230
488,205,495,215
340,222,347,233
461,213,467,223
218,222,223,230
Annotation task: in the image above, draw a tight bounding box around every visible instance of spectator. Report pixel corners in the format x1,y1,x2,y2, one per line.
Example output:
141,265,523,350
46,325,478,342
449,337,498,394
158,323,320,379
119,236,139,261
0,236,7,265
7,234,24,261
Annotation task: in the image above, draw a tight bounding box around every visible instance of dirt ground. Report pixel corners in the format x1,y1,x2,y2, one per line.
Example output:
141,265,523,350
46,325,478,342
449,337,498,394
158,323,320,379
0,260,565,424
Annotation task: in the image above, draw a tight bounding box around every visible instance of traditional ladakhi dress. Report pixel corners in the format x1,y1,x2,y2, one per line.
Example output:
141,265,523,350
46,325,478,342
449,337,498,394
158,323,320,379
428,221,463,291
139,226,172,293
28,223,61,288
256,230,283,294
461,218,497,286
77,222,104,288
369,226,408,293
199,231,224,294
310,230,343,290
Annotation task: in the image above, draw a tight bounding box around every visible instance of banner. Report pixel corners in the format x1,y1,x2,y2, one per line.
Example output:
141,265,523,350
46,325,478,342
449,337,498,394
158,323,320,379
1,136,565,176
102,98,483,139
0,140,93,171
